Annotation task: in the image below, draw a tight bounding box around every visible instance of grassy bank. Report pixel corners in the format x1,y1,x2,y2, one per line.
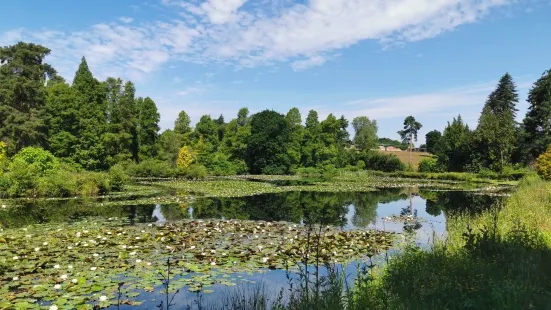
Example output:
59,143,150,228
189,175,551,310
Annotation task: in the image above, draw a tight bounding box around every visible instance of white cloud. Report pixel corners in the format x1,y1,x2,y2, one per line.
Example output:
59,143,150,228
1,0,516,80
175,86,207,96
119,17,134,23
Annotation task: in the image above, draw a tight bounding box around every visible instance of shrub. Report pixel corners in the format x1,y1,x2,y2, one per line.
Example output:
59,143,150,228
37,170,77,197
185,164,208,180
126,159,177,178
536,145,551,180
321,164,338,181
8,147,59,176
356,160,366,170
418,158,445,173
76,172,111,196
108,164,127,191
359,151,405,172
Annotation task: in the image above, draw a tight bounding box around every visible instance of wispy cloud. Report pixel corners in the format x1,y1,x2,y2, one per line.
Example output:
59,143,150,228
1,0,519,80
175,85,207,96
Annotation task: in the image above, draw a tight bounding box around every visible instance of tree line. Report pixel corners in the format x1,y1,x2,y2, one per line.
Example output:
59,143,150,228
1,42,551,177
423,72,551,173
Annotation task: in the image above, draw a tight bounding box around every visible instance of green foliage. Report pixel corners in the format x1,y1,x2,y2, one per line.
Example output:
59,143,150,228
418,158,445,173
424,130,442,154
357,160,366,170
126,159,177,178
536,145,551,180
9,147,58,176
440,115,472,172
472,73,519,172
176,146,194,169
246,110,293,174
359,151,405,172
397,116,422,146
377,138,408,150
136,97,160,159
108,164,127,191
352,116,378,151
523,69,551,161
174,110,192,135
185,164,208,180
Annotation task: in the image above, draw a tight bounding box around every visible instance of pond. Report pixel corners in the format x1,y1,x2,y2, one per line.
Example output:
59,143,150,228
0,188,500,309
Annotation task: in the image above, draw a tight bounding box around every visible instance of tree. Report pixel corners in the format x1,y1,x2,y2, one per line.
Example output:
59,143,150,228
352,116,378,151
472,73,518,172
441,115,472,171
523,69,551,160
425,130,442,154
301,110,323,167
0,42,56,155
398,116,423,166
246,110,292,174
44,79,79,158
174,110,192,135
194,115,219,149
237,108,249,127
137,97,160,159
0,141,6,163
176,146,194,169
72,57,107,170
286,107,303,171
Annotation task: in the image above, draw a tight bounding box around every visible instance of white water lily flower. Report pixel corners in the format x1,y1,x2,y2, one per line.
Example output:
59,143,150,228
99,295,108,301
121,245,127,249
34,247,40,252
135,237,140,240
93,253,99,257
210,261,216,266
13,276,19,281
76,232,81,237
1,204,6,209
60,274,68,280
148,224,153,227
135,259,142,263
26,234,32,238
82,243,88,247
72,278,78,283
67,246,73,250
43,242,48,246
262,257,269,263
13,256,19,260
146,262,152,266
129,251,136,256
141,230,145,233
53,264,60,269
54,284,61,290
90,267,97,271
68,265,73,269
83,230,89,233
49,305,58,310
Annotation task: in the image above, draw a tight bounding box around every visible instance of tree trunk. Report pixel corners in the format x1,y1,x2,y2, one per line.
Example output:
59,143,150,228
409,134,413,166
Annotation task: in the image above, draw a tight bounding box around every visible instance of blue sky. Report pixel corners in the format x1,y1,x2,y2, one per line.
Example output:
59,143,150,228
1,0,550,144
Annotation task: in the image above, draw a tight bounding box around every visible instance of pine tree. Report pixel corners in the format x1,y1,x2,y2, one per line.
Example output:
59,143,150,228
398,116,422,166
473,73,519,171
0,42,56,154
523,69,551,160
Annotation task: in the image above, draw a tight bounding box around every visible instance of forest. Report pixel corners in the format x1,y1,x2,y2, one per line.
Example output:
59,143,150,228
1,42,551,197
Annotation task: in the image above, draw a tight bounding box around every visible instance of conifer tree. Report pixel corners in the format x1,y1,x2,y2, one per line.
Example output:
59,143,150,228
523,69,551,160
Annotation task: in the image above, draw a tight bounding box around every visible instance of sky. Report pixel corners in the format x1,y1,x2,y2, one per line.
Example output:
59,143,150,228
1,0,551,144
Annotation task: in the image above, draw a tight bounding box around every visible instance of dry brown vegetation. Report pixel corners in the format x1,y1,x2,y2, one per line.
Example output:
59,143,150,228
377,150,434,169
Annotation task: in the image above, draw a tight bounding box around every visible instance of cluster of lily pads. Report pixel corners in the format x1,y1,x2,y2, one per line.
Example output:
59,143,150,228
0,218,394,309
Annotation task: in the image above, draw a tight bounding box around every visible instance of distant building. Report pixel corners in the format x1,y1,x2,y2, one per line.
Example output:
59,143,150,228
378,145,403,152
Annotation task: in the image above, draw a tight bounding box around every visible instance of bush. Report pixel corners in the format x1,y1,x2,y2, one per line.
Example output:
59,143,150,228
37,170,77,197
357,160,366,170
359,151,405,172
126,159,177,178
536,145,551,180
108,164,127,191
8,147,58,176
185,164,208,180
418,158,445,173
76,172,111,196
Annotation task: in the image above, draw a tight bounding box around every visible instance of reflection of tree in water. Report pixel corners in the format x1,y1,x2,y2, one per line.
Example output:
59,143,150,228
400,188,422,233
189,189,409,227
419,190,499,217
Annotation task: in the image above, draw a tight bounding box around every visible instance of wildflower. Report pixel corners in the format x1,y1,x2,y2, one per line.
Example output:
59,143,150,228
13,276,19,281
68,265,73,269
49,306,58,310
60,274,68,280
72,279,78,284
99,295,108,301
129,251,136,256
54,284,61,290
90,267,97,271
54,264,60,269
34,247,40,252
13,256,19,260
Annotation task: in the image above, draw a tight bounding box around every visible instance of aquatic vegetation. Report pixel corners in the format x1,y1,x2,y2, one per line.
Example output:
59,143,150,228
0,219,394,308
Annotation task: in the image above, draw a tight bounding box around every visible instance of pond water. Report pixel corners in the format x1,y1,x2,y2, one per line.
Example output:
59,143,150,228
0,188,500,309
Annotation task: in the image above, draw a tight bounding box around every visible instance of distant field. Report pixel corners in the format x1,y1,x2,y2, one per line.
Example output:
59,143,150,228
378,150,434,169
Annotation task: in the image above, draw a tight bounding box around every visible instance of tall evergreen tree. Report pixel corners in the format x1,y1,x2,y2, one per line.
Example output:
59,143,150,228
174,110,192,135
73,57,107,170
137,97,160,160
45,78,79,158
441,115,472,171
301,110,322,167
285,107,303,171
0,42,55,154
523,69,551,160
473,73,519,171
